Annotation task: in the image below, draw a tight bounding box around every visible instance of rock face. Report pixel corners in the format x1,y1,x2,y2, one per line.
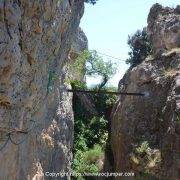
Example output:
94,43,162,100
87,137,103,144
148,3,180,54
0,0,85,179
111,4,180,179
71,28,88,58
68,28,88,81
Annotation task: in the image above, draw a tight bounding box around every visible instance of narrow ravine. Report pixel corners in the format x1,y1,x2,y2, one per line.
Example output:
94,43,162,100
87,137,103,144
0,1,179,180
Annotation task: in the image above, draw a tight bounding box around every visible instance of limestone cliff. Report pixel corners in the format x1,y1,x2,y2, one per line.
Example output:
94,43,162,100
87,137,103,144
0,0,85,179
111,4,180,179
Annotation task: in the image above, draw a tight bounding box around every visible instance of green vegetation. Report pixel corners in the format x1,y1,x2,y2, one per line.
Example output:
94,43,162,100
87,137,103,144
131,140,161,179
84,0,98,5
86,50,117,89
72,84,115,178
136,141,150,154
71,50,117,178
73,145,103,175
68,50,90,80
126,28,152,67
68,49,117,89
176,115,180,123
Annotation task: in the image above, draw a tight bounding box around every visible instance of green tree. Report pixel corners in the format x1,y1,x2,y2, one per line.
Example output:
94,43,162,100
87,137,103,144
126,28,152,67
86,50,117,89
72,82,116,177
73,144,103,176
71,50,117,177
70,50,117,89
84,0,97,5
68,50,90,81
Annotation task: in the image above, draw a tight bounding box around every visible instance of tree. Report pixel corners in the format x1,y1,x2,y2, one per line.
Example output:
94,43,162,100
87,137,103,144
84,0,97,5
86,50,117,89
71,50,117,176
126,28,152,67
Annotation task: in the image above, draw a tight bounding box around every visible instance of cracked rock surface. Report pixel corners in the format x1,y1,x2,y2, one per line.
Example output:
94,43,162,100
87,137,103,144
0,0,85,179
111,4,180,179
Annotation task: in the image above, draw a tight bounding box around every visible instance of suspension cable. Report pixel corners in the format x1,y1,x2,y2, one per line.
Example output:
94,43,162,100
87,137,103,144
66,89,146,96
0,119,36,151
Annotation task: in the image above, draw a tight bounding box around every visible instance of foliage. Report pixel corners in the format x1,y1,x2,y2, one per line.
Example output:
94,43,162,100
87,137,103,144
126,28,152,67
84,0,97,5
71,82,117,150
132,141,161,179
84,116,108,147
69,50,90,79
136,141,150,154
68,49,117,89
72,81,117,177
90,87,117,122
86,50,117,89
74,102,107,151
74,134,88,152
71,50,117,177
176,116,180,123
73,145,103,175
71,79,87,90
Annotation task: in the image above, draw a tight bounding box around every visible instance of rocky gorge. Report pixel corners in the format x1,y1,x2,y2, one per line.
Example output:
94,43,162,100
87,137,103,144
0,1,179,180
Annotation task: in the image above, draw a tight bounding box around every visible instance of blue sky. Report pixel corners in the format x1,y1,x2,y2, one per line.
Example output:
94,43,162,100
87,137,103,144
80,0,179,87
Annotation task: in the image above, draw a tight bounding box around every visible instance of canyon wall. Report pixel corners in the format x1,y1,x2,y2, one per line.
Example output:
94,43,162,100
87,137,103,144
0,0,85,179
111,4,180,179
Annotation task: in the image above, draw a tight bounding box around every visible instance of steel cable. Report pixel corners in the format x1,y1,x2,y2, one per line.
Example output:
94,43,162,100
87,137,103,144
8,119,36,146
0,119,36,150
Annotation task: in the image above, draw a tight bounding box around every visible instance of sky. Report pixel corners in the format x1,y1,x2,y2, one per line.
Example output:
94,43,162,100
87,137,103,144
80,0,179,87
